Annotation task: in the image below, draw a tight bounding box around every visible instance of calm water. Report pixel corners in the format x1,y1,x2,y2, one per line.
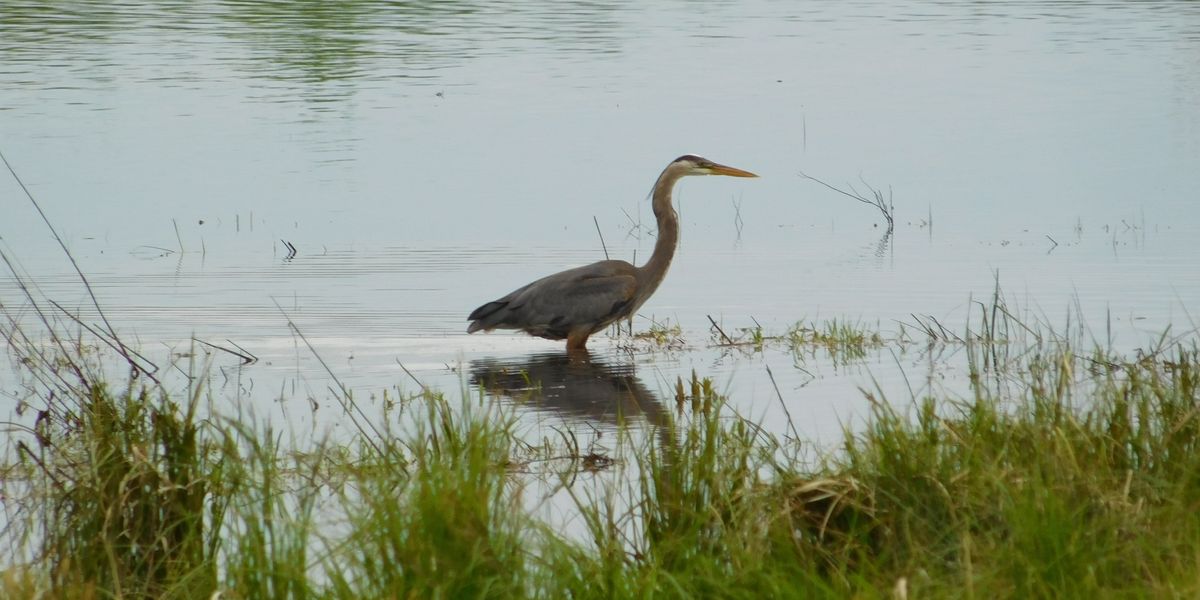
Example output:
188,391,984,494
2,0,1199,444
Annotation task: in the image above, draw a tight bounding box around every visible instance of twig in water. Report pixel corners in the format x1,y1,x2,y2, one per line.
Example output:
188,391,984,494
396,360,429,393
0,148,153,381
172,218,185,253
766,364,802,442
193,337,257,366
140,245,176,256
731,195,744,239
272,298,384,456
280,239,298,260
593,215,608,260
46,299,160,382
707,314,735,345
0,249,90,389
908,313,964,344
798,170,895,233
619,207,643,239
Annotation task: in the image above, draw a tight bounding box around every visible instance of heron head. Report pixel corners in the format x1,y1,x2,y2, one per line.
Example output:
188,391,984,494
672,154,758,178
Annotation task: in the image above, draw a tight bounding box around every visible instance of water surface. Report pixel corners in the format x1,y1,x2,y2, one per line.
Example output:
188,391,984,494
3,0,1199,444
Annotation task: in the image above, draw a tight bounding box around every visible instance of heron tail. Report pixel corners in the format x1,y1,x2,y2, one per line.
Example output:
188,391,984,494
467,300,509,333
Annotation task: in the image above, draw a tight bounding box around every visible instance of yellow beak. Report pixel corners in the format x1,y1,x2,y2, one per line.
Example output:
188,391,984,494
707,162,759,178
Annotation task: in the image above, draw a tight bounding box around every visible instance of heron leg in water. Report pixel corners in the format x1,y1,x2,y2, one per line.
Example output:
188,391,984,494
567,330,590,352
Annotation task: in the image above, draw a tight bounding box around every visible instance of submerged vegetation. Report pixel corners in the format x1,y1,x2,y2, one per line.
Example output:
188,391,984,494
705,315,887,365
3,284,1200,598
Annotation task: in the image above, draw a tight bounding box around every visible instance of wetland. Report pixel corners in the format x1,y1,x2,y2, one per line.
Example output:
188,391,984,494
2,0,1200,596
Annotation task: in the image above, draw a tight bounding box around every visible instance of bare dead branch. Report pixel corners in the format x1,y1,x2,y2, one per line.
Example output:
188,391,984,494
799,170,894,233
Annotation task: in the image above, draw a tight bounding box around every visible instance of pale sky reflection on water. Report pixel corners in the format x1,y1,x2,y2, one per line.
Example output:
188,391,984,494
1,0,1199,444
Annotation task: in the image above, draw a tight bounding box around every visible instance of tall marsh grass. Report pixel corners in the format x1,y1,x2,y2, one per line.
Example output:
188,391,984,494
3,287,1200,597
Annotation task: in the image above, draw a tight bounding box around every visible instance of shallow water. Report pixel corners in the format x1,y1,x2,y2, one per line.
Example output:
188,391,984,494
2,0,1199,444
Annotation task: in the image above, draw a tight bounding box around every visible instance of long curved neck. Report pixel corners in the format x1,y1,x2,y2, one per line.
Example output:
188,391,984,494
635,167,683,301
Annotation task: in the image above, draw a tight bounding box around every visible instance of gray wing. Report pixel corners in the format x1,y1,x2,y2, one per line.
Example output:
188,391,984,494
467,261,637,340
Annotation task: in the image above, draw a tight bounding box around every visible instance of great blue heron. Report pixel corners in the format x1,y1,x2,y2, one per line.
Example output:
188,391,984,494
467,155,758,351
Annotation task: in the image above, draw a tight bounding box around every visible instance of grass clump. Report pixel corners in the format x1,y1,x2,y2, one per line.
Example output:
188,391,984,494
547,373,824,599
783,340,1200,596
326,395,530,598
9,378,222,599
786,318,886,362
706,316,886,362
621,316,685,350
2,350,535,598
217,422,320,599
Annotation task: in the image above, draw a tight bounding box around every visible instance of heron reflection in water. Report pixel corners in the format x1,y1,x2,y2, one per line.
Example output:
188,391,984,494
468,351,668,431
468,155,757,352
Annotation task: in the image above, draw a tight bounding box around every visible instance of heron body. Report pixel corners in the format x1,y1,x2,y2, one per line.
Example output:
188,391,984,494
467,155,757,351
